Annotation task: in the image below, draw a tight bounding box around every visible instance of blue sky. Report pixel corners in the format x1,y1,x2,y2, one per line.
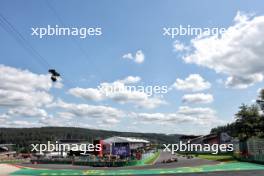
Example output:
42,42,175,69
1,0,264,135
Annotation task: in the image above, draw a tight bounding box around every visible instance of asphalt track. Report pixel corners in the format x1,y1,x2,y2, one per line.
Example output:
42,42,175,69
149,170,264,176
10,162,264,175
17,152,219,170
7,152,264,175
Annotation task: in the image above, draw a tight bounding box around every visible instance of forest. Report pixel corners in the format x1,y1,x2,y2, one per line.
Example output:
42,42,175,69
211,89,264,140
0,127,182,152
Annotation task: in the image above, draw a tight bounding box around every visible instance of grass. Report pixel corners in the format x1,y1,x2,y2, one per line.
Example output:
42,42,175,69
196,154,235,162
12,162,264,175
0,159,28,164
143,152,160,165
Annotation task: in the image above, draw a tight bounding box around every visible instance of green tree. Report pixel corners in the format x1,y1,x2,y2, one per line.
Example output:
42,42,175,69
235,104,260,140
259,89,264,101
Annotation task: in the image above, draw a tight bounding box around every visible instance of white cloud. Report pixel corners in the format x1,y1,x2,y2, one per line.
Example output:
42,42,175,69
181,12,264,89
49,99,124,120
0,64,65,126
122,53,133,60
4,120,40,127
225,74,263,89
0,114,9,124
123,50,145,64
136,106,224,126
53,77,64,89
182,93,214,104
0,89,53,107
56,112,75,119
172,74,211,92
5,107,48,118
68,87,104,101
69,76,166,109
0,65,52,92
0,65,61,108
0,65,222,133
38,116,74,127
178,106,223,125
134,50,145,63
114,91,165,109
0,118,41,127
120,76,141,84
173,40,189,51
177,106,213,116
100,118,120,125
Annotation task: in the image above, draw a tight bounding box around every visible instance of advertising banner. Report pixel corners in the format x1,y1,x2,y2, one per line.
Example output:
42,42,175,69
112,145,130,157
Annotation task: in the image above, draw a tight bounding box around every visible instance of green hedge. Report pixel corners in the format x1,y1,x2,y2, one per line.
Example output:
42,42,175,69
31,152,160,167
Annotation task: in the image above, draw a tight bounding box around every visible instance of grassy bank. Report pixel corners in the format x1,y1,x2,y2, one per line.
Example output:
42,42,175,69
12,162,264,175
0,159,28,164
196,154,235,162
143,152,160,165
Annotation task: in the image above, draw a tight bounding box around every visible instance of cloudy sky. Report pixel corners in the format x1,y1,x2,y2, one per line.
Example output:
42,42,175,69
0,0,264,135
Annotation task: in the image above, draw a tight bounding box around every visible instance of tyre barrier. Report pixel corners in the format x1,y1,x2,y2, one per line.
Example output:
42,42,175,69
31,159,143,167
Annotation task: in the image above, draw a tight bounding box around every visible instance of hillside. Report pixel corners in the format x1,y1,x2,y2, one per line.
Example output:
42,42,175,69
0,127,182,152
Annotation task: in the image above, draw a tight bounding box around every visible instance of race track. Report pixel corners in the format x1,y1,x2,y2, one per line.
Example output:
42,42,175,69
1,152,264,175
17,152,219,170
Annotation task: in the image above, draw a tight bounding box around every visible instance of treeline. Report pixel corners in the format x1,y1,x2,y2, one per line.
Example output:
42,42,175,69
0,127,182,152
211,89,264,140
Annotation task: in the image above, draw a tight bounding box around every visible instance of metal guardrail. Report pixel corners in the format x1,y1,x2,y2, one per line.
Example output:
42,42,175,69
30,159,143,167
30,151,158,167
234,154,264,164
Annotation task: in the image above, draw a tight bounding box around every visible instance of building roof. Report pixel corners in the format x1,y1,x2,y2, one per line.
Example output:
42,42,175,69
103,136,149,144
58,139,90,144
189,133,218,143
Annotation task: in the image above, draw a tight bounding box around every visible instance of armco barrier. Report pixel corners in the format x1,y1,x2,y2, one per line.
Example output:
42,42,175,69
31,159,143,167
30,152,159,167
31,159,73,164
234,154,264,164
74,160,143,167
